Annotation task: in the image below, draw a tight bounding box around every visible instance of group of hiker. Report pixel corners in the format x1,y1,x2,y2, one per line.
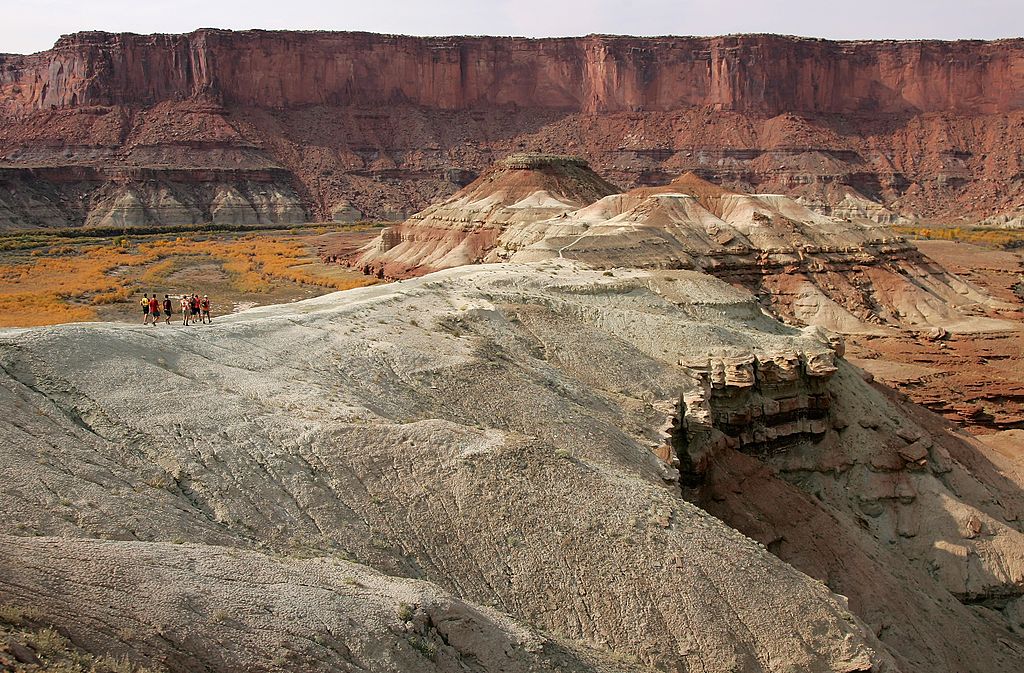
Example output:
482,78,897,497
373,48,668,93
141,293,212,326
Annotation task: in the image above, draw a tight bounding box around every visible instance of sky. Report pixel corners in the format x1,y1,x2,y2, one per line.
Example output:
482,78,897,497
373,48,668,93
2,0,1021,54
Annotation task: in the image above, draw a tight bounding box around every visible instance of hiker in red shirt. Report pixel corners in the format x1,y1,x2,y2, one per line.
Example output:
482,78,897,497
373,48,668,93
148,294,160,326
200,295,212,324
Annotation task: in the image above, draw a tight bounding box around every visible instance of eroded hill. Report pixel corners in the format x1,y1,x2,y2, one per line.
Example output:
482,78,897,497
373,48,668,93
351,157,1024,431
2,263,1023,671
356,159,1012,332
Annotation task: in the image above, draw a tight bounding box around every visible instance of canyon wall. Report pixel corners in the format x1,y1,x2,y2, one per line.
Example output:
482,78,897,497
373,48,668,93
3,31,1023,114
2,30,1024,226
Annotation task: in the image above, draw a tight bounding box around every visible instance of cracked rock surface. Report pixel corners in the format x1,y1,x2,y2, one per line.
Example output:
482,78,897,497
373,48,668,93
1,262,1021,671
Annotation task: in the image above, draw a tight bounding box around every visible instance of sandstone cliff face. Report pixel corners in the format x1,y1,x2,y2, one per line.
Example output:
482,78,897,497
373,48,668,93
2,31,1024,226
3,31,1023,114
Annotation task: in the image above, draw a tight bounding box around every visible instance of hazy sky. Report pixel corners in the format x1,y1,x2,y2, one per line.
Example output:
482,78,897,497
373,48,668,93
3,0,1021,54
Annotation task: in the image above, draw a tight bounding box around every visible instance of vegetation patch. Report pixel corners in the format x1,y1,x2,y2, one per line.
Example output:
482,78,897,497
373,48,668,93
407,635,438,660
0,603,164,673
895,225,1024,249
0,231,378,327
396,602,415,621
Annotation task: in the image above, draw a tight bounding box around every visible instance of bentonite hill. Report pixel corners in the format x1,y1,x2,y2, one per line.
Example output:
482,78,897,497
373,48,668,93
352,152,1024,428
3,27,1024,673
4,262,1024,673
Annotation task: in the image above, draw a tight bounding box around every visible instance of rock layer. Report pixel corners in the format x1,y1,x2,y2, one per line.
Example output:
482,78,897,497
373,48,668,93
3,31,1022,114
352,154,618,276
357,164,1013,334
846,240,1024,430
3,31,1024,225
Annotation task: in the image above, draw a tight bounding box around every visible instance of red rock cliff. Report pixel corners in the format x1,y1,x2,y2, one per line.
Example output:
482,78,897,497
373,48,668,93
3,31,1023,114
2,30,1024,226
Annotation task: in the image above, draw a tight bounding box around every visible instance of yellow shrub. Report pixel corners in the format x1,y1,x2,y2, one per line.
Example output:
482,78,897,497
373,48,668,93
0,233,376,327
895,225,1024,248
92,286,134,305
0,294,96,327
139,258,177,284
